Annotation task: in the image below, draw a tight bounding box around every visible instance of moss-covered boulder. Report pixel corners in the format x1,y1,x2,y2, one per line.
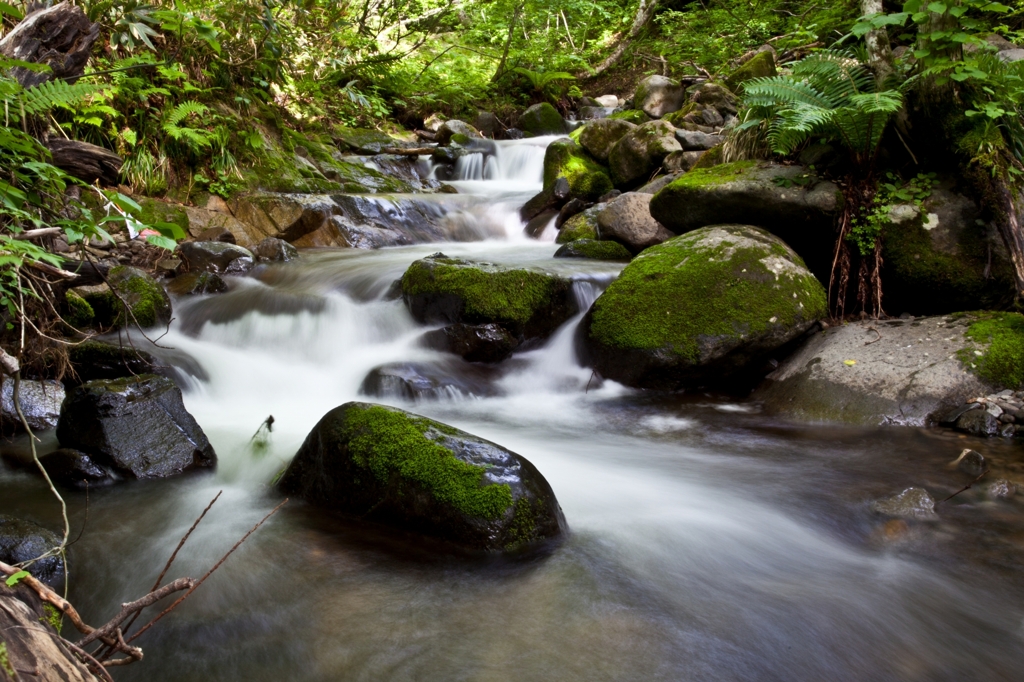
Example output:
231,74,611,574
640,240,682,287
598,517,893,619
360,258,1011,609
556,205,601,243
520,102,566,136
68,340,165,384
959,312,1024,390
178,241,254,275
277,402,566,552
578,119,636,162
542,138,613,202
57,375,216,479
436,120,482,144
725,50,777,91
332,127,398,154
690,82,738,116
554,239,632,261
63,290,94,329
580,225,827,389
634,75,685,118
609,109,649,125
881,186,1015,315
401,253,576,340
608,120,682,188
76,266,171,330
649,162,842,281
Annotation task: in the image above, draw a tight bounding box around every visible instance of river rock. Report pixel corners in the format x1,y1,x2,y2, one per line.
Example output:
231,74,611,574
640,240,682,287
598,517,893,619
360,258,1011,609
178,241,254,275
634,75,685,118
0,515,65,588
690,82,738,116
754,315,1000,426
420,323,519,363
229,193,340,244
954,408,1000,436
520,102,566,136
104,266,172,329
555,197,592,229
277,402,566,551
556,204,601,243
401,253,576,340
68,340,164,383
649,162,842,281
56,375,216,479
580,225,827,389
675,129,723,150
881,185,1015,315
542,138,613,203
253,237,299,262
185,206,253,245
662,150,706,173
437,119,482,144
332,127,399,154
953,448,986,476
41,448,117,488
871,488,938,521
595,192,674,254
554,239,632,262
291,194,448,248
360,362,500,400
725,50,777,91
578,105,616,120
167,271,229,296
608,120,681,187
0,377,63,432
474,111,500,137
578,119,636,162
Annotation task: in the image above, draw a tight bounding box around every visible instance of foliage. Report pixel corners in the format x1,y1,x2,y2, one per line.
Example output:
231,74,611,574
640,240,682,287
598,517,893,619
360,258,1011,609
848,172,936,255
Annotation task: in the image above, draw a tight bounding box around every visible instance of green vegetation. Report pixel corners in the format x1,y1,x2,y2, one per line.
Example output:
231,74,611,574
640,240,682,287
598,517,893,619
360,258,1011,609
661,160,758,190
343,404,513,520
107,266,171,329
960,312,1024,389
543,139,613,200
554,239,632,261
0,641,13,680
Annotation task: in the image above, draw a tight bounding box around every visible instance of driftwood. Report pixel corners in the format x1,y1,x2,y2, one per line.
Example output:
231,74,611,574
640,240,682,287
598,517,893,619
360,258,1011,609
45,139,123,186
378,146,435,156
0,2,100,87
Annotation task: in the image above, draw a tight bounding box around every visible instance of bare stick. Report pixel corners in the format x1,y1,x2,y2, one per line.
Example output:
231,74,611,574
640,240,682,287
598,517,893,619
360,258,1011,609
127,499,288,644
77,578,195,648
0,560,92,636
62,638,117,682
938,469,989,504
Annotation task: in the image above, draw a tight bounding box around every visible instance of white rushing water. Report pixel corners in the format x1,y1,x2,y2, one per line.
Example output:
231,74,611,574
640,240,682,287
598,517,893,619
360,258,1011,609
4,136,1024,681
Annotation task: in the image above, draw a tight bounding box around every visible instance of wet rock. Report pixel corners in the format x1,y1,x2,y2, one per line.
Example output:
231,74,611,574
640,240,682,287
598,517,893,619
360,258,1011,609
608,120,681,188
955,408,1001,436
0,515,65,588
871,487,938,521
524,209,558,239
635,75,685,118
556,204,601,243
987,479,1016,500
178,241,254,275
578,119,636,162
167,271,228,296
542,138,613,203
195,225,236,244
360,362,500,400
649,162,842,282
437,119,482,144
229,193,340,244
68,340,162,383
595,192,674,254
277,402,566,552
420,323,520,363
520,102,566,137
253,237,299,262
581,225,826,389
555,197,592,229
0,377,63,432
675,129,723,151
755,316,999,426
298,215,411,249
401,253,576,341
554,239,633,262
41,448,117,488
56,375,217,479
953,448,986,476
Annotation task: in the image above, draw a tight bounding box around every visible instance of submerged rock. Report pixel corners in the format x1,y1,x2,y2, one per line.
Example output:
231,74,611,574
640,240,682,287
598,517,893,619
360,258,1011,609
871,487,938,521
0,515,65,588
953,448,986,476
0,377,63,432
42,448,118,488
360,362,500,400
581,225,826,389
554,239,633,262
167,271,229,296
401,253,576,340
277,402,566,551
178,241,255,275
56,375,216,479
419,323,519,363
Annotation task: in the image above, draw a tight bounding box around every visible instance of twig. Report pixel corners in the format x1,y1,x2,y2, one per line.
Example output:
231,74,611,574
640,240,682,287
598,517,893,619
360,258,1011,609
938,469,989,504
77,578,195,648
865,327,882,344
0,561,91,635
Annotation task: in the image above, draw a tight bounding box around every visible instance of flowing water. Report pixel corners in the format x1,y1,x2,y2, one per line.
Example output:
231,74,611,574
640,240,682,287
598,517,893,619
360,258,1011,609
4,138,1024,681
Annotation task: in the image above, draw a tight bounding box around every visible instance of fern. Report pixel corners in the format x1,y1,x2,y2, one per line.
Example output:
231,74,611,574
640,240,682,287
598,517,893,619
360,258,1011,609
0,80,101,123
161,100,211,151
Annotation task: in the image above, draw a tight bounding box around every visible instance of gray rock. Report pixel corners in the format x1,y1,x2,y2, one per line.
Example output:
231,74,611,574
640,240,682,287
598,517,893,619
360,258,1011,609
419,323,519,363
755,316,997,426
0,515,65,588
608,120,682,187
253,237,299,262
635,75,685,118
953,448,986,476
520,102,567,137
0,377,63,432
437,119,482,144
42,448,117,488
997,48,1024,62
56,375,217,479
702,107,725,127
955,408,1001,436
578,118,636,162
179,241,254,275
578,106,616,120
596,192,674,254
675,129,723,150
662,150,705,173
595,95,619,107
473,111,500,137
872,488,938,521
360,362,500,400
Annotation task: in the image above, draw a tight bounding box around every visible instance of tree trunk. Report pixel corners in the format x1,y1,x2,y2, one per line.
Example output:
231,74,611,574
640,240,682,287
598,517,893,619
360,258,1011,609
860,0,894,83
0,1,99,88
583,0,659,78
991,176,1024,298
45,139,123,186
491,2,524,83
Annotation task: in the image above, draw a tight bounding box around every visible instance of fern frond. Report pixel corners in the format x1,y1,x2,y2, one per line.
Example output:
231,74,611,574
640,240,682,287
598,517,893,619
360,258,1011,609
5,80,101,117
165,100,208,126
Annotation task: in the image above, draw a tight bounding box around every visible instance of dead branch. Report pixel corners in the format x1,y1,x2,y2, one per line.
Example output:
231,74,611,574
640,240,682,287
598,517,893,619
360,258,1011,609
0,560,90,635
12,227,62,241
378,146,436,156
77,578,195,649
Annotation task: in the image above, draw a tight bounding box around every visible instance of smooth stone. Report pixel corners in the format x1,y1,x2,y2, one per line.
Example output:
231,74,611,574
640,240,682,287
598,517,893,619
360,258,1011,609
360,361,501,400
178,241,255,275
0,515,65,588
0,377,63,432
871,487,938,521
419,323,519,363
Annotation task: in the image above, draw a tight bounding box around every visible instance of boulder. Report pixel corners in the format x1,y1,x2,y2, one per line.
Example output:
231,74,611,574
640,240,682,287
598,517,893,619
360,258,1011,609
41,448,117,488
178,241,254,275
524,209,558,239
554,239,633,262
595,95,620,107
690,82,738,116
649,162,842,281
578,119,636,162
474,111,500,137
105,266,172,329
881,185,1015,315
675,129,723,150
293,215,411,249
556,205,601,243
195,225,236,243
0,515,64,588
67,340,164,383
229,193,339,244
56,375,217,479
0,377,63,432
555,197,593,229
662,150,705,173
437,119,482,145
608,109,649,125
333,127,400,154
360,362,500,400
608,120,682,187
997,48,1024,63
753,315,1004,426
541,138,612,204
401,253,576,340
520,102,566,137
167,271,228,296
253,237,299,262
595,192,675,254
420,323,520,363
578,105,616,120
634,75,685,118
184,206,252,246
581,225,827,389
725,50,777,91
277,402,566,551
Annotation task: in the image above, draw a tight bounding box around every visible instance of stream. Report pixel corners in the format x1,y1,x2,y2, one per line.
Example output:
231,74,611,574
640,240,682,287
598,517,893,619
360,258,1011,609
4,137,1024,681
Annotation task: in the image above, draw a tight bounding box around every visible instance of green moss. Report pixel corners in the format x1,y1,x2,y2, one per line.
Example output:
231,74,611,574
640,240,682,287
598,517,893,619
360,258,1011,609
402,256,559,325
520,102,565,136
959,312,1024,389
64,290,94,329
450,133,471,145
108,266,171,329
692,144,725,169
505,497,539,550
332,126,396,153
662,103,699,128
543,139,613,201
568,126,584,143
725,51,777,91
0,642,13,680
667,159,755,190
343,404,513,519
41,604,62,634
589,228,827,360
556,209,599,243
554,239,632,261
609,109,649,124
134,197,189,234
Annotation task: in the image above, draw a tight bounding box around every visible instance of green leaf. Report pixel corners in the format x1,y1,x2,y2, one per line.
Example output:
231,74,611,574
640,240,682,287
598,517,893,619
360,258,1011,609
5,570,29,587
146,234,177,251
926,2,947,14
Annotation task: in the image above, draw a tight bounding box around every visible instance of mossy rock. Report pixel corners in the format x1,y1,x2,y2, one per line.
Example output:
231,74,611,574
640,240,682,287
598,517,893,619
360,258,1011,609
691,144,725,169
63,290,94,330
520,102,566,137
609,109,649,125
134,197,189,234
400,253,576,340
276,402,566,552
958,312,1024,389
556,205,601,243
542,138,613,202
607,120,682,188
725,51,777,91
332,127,397,154
662,103,700,128
106,266,172,329
554,239,632,261
581,224,828,389
67,340,163,384
578,119,637,162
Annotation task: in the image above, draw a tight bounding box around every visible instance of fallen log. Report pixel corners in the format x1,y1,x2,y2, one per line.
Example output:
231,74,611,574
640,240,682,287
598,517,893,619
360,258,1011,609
0,2,100,88
45,138,123,186
378,146,436,156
